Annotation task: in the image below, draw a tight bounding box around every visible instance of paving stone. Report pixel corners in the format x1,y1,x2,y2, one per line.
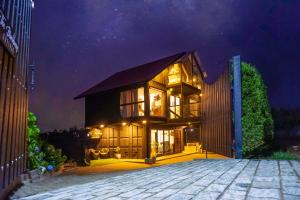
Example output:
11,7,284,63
248,188,280,199
283,186,300,196
165,193,194,200
204,184,227,193
119,189,146,198
152,189,179,198
252,181,280,189
11,160,300,200
178,185,204,195
193,191,221,200
283,194,300,200
220,189,246,199
127,192,154,199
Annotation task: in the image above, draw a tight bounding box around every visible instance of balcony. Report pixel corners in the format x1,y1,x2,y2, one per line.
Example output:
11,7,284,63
169,102,201,119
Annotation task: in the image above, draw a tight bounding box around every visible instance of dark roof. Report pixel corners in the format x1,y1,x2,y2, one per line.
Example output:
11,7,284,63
74,51,187,99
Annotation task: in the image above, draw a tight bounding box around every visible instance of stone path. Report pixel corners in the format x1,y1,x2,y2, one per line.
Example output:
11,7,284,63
12,159,300,200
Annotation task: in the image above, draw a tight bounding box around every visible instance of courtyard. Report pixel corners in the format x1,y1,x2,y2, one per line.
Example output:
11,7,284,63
11,159,300,200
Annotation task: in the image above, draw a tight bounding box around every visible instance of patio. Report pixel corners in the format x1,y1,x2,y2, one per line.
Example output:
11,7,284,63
11,159,300,200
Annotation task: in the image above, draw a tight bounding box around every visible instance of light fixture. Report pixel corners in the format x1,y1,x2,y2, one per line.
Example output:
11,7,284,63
142,120,147,124
31,0,35,8
200,93,203,97
122,122,127,126
100,124,105,128
188,122,191,125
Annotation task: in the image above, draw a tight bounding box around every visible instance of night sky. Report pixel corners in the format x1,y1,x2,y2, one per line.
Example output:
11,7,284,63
30,0,300,131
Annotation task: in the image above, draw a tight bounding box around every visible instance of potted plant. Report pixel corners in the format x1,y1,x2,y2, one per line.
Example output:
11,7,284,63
114,147,121,159
150,142,158,163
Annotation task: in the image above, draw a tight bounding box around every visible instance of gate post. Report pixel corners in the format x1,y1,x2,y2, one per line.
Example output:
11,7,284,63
231,55,243,159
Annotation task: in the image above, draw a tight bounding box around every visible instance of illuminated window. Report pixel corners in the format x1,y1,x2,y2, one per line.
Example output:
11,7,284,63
149,87,165,117
120,87,144,117
170,95,181,119
168,63,181,85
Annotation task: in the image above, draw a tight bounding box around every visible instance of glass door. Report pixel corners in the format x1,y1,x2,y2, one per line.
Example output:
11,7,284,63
151,129,176,156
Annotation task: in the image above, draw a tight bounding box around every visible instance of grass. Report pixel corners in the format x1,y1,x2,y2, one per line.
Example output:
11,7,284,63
270,151,297,160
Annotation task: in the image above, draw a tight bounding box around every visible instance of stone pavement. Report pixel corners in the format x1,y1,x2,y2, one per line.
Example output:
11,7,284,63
11,159,300,200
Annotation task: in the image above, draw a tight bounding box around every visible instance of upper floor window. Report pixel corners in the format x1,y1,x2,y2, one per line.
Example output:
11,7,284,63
168,63,181,85
149,87,166,117
120,87,144,118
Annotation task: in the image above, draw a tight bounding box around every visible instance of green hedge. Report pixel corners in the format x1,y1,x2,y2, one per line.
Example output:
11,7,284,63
241,62,274,157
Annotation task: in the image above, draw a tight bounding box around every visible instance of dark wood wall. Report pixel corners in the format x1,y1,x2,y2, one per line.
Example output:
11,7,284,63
85,90,121,127
201,65,233,157
0,1,33,198
85,83,146,127
99,125,145,159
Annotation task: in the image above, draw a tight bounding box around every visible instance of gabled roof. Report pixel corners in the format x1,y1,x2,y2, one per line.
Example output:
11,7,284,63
75,51,193,99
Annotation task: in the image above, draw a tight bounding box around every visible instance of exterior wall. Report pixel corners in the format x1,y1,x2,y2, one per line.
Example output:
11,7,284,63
98,124,146,159
85,91,120,127
0,1,33,198
201,66,233,157
85,83,146,127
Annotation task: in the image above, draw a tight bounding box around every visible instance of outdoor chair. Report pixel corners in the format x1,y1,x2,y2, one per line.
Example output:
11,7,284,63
91,149,100,160
100,148,109,159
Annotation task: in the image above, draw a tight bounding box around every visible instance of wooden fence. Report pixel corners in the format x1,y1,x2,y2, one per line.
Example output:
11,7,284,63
0,1,32,198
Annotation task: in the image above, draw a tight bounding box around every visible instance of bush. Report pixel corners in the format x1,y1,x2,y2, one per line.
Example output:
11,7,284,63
271,151,297,160
27,112,67,173
27,112,43,170
241,63,274,157
41,142,67,171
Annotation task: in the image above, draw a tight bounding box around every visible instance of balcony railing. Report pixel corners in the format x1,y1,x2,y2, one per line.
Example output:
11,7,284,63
169,102,201,119
183,102,201,118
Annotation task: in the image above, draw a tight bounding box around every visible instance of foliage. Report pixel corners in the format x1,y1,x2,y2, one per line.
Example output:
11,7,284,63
27,112,44,170
270,151,297,160
41,142,67,171
27,112,67,173
241,62,274,157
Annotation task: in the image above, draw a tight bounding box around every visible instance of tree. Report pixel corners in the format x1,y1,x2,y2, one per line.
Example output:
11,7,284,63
241,62,274,156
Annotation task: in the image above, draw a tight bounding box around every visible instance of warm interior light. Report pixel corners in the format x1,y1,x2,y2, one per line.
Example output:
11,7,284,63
188,122,191,125
122,122,127,126
142,120,147,124
89,128,102,139
200,93,203,97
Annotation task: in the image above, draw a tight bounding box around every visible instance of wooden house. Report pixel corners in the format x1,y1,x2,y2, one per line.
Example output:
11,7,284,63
75,51,236,160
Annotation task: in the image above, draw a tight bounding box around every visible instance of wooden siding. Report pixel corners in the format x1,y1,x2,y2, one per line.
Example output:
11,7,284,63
201,65,233,157
98,124,145,159
0,1,32,198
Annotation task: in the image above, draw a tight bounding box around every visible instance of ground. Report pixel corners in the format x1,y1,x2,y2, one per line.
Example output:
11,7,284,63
11,158,300,200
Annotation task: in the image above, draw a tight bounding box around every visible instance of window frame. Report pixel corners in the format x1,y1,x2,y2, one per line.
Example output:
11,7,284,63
120,87,145,118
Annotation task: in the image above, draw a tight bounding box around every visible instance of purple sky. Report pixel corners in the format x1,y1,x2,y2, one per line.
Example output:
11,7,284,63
30,0,300,131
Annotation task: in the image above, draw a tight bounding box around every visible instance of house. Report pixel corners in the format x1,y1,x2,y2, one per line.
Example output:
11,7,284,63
75,51,241,160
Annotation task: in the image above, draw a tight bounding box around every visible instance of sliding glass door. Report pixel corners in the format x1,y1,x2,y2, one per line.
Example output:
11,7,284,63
151,129,176,156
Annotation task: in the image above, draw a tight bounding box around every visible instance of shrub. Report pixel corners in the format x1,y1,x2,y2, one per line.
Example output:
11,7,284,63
27,112,43,170
27,112,67,173
41,142,67,171
271,151,297,160
241,63,274,157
